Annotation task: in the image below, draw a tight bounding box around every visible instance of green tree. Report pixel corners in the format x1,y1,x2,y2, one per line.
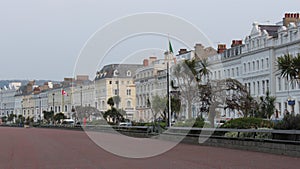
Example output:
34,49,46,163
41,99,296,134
170,95,181,119
43,111,54,124
53,113,66,123
107,97,115,108
25,116,33,125
7,114,16,123
103,97,124,124
17,115,25,124
103,107,124,124
151,95,167,121
1,116,7,123
259,91,276,119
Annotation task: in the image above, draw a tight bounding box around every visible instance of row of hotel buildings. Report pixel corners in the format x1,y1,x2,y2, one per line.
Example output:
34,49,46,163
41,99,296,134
1,13,300,122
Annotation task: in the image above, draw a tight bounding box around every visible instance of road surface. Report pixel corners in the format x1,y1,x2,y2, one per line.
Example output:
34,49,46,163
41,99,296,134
0,127,299,169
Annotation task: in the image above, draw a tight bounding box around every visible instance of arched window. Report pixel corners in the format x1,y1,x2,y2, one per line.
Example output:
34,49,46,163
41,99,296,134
102,101,105,109
127,100,131,108
127,70,131,76
114,70,119,76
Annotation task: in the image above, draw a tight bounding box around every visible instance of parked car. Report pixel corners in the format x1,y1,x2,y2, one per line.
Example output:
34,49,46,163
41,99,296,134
118,119,132,126
61,119,75,125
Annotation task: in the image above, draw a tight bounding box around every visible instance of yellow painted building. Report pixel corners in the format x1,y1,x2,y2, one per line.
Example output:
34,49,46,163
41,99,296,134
95,64,142,121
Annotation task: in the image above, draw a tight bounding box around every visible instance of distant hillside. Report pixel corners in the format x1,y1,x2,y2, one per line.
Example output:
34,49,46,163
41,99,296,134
0,80,60,88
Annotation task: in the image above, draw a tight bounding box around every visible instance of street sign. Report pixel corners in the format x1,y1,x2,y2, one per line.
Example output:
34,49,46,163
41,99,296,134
288,100,295,106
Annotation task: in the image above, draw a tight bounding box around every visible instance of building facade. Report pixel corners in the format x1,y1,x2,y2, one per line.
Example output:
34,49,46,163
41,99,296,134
95,64,143,121
207,13,300,118
0,83,21,118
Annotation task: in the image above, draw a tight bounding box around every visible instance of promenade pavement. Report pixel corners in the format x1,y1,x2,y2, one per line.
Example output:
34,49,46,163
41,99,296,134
0,127,299,169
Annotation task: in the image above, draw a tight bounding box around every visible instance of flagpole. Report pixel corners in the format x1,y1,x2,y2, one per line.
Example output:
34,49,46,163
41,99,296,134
167,60,171,127
62,89,64,114
167,37,173,127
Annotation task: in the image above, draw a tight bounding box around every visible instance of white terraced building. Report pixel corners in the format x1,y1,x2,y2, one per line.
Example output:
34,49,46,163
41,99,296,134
208,13,300,118
134,56,173,122
0,82,21,118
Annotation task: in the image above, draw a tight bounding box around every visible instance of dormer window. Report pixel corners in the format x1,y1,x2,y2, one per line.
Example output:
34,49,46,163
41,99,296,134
114,70,119,76
127,70,131,77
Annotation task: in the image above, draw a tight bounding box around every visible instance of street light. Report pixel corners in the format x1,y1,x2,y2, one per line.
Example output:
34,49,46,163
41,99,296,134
39,96,42,123
80,86,83,107
4,103,7,117
167,61,171,127
52,93,55,112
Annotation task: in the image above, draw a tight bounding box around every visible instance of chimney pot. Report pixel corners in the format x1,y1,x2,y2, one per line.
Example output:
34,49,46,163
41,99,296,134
217,44,226,54
143,59,149,67
231,40,242,47
178,49,188,55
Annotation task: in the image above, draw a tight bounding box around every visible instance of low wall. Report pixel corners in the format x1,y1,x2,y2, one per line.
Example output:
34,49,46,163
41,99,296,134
158,129,300,157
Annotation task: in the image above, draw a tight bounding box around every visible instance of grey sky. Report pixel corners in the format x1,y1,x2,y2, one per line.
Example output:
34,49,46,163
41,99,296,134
0,0,299,81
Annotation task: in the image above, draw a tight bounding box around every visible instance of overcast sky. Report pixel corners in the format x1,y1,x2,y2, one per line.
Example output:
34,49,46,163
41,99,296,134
0,0,299,81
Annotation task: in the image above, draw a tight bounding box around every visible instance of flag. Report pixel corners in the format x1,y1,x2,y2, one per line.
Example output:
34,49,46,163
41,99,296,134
62,89,67,96
169,40,173,53
168,39,176,64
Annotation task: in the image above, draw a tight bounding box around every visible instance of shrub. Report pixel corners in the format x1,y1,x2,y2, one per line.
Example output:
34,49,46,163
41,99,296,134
274,114,300,130
224,128,272,139
221,117,273,129
87,120,109,125
173,117,210,128
132,122,149,126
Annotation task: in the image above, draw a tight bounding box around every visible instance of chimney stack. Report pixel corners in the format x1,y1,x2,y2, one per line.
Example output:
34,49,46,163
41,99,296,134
149,56,157,65
217,44,226,54
231,40,243,47
283,12,300,26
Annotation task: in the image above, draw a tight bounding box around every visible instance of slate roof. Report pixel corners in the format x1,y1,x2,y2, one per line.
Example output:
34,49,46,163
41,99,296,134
258,25,281,38
95,64,143,80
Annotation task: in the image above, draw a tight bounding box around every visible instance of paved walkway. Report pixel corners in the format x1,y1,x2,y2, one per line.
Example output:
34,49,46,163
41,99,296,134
0,127,299,169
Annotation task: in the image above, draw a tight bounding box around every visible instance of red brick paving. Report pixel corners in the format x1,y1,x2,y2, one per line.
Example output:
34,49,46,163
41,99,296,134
0,127,299,169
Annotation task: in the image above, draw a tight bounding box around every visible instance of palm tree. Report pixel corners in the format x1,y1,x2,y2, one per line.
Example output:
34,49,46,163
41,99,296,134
183,59,198,81
293,54,300,80
277,53,300,82
198,58,211,83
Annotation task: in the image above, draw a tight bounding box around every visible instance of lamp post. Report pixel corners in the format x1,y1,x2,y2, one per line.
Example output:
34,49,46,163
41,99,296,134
4,103,7,117
80,86,83,107
20,100,23,126
52,93,55,112
167,61,171,127
39,96,42,123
